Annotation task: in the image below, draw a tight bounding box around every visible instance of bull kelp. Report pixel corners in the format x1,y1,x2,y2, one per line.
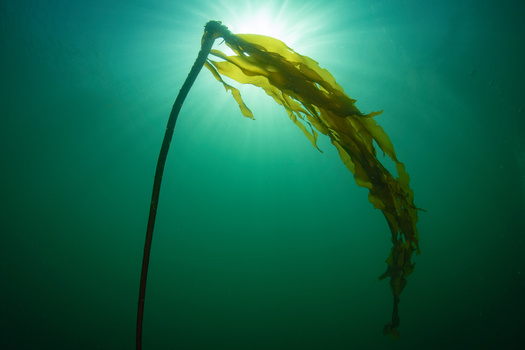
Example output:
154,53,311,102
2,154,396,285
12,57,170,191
137,20,420,349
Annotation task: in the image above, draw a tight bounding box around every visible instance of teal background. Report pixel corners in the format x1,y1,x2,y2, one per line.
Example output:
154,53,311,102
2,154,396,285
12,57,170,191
1,0,524,349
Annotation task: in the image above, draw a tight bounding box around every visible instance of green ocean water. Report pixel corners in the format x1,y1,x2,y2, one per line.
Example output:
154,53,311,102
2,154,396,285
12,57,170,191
1,0,524,349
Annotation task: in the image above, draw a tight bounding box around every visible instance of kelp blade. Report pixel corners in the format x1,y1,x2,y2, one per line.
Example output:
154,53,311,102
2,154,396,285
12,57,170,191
205,32,419,338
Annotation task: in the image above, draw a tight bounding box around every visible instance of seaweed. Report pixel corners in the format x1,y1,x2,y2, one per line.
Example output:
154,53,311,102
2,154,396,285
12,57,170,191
136,21,420,349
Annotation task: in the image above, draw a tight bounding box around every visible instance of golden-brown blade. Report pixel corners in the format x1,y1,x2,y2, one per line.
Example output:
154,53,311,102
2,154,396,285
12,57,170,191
205,32,420,338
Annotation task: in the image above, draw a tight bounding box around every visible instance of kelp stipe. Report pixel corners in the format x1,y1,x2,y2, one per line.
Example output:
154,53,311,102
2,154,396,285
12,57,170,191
137,21,420,348
136,21,229,350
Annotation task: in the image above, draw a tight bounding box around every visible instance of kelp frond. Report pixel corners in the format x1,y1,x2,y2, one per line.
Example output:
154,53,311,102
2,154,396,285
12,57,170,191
204,22,420,338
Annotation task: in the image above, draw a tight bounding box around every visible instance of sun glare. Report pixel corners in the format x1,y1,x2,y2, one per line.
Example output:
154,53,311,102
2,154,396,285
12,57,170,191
204,0,335,54
230,7,297,47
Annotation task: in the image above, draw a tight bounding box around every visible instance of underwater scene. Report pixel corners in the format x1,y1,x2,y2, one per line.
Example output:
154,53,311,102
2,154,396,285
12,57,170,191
1,0,524,349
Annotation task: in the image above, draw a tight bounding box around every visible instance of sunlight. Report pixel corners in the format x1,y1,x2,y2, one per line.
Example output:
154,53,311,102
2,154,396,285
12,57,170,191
229,6,298,47
204,0,335,54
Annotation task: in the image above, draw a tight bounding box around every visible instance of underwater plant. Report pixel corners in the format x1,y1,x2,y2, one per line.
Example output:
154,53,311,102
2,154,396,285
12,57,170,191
136,20,420,349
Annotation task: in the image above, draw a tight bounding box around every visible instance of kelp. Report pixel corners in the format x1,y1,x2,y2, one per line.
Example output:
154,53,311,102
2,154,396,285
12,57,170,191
204,22,420,339
137,21,420,349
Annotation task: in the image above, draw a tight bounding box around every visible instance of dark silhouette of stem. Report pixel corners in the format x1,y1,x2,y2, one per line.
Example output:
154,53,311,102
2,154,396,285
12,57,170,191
136,21,229,350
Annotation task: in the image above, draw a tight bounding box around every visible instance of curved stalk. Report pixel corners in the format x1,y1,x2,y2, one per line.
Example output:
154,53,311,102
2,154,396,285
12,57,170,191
136,21,229,350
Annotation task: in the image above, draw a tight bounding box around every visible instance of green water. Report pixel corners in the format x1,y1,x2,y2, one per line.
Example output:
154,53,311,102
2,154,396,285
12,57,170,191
1,0,524,349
